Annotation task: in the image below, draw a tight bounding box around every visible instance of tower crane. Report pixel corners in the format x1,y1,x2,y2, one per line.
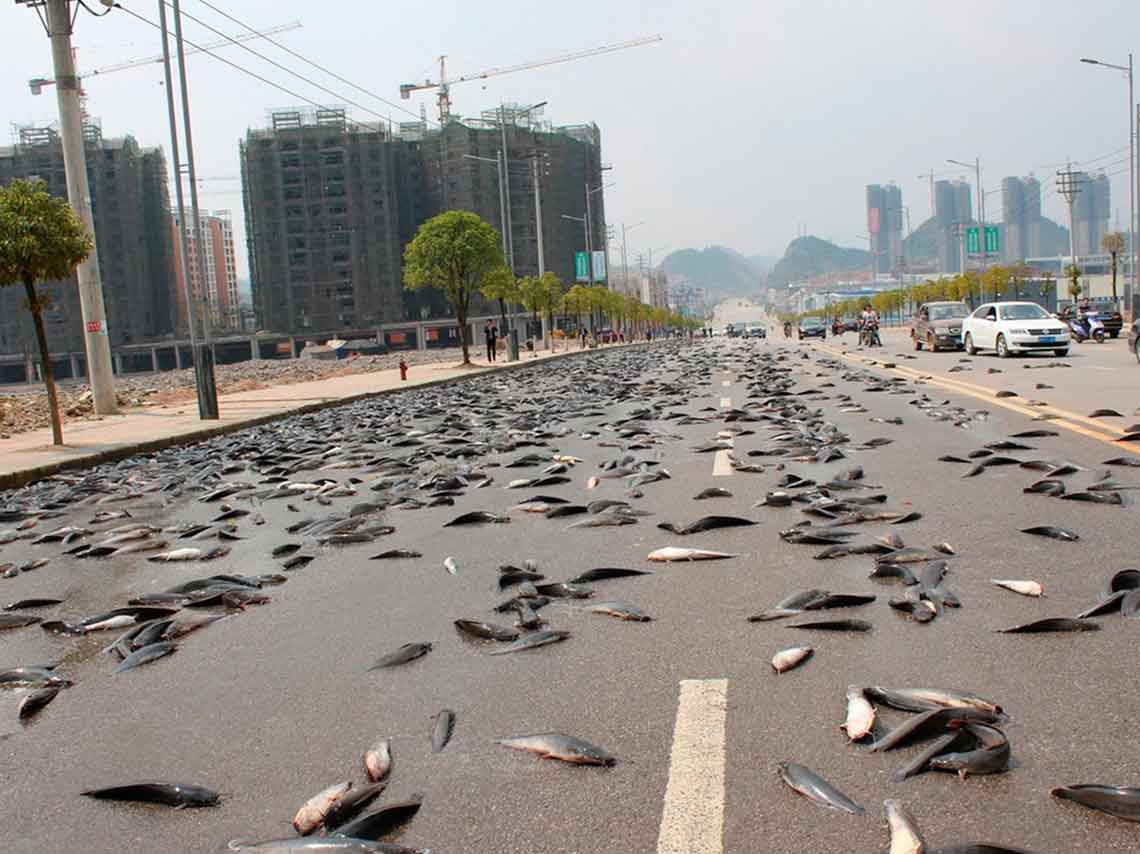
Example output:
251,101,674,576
400,35,663,124
28,20,303,94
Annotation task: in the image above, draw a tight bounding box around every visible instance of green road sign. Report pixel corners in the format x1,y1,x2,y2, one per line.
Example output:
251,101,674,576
984,225,999,254
574,252,589,282
966,226,1000,255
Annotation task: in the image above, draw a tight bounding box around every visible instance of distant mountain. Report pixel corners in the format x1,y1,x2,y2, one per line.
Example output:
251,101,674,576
748,254,780,272
903,216,1070,264
662,246,763,298
768,236,871,287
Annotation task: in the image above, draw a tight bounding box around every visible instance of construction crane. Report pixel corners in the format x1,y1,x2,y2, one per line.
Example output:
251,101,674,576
29,20,302,94
400,35,663,125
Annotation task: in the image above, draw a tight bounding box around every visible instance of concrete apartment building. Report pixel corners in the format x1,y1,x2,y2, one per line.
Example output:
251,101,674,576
240,106,605,335
0,123,176,360
933,179,973,273
172,211,241,332
1070,170,1111,257
866,183,904,276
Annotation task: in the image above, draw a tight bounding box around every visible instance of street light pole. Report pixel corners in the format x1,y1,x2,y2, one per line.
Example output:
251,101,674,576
1081,54,1136,313
530,154,549,349
38,0,117,414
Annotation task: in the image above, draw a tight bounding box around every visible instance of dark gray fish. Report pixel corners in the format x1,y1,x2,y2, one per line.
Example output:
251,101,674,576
1051,784,1140,822
533,582,592,599
1104,456,1140,467
1023,479,1065,496
694,488,733,499
803,593,876,610
1077,590,1127,618
323,781,388,830
282,554,315,570
1011,429,1059,438
544,505,589,518
865,687,1003,716
0,614,42,630
498,732,616,765
889,598,937,623
748,589,830,622
17,685,62,721
929,724,1010,778
81,782,219,807
1089,408,1124,418
369,642,432,670
657,515,756,535
443,511,510,526
1110,569,1140,592
785,619,872,632
890,731,968,782
453,619,518,641
331,796,423,841
431,709,455,752
1062,491,1123,505
369,549,422,560
3,598,63,611
568,567,651,583
776,762,863,815
869,565,919,585
488,629,571,655
272,543,302,558
0,666,71,689
1021,525,1078,541
114,641,176,674
869,708,1000,752
997,618,1099,633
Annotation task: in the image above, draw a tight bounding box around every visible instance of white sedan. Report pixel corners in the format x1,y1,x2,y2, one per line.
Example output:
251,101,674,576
961,301,1070,358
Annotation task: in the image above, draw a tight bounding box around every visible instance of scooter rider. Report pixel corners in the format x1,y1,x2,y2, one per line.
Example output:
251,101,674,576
859,303,880,347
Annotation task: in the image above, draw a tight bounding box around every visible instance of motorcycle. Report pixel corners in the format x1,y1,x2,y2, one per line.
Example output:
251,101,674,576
1068,310,1105,344
860,319,881,347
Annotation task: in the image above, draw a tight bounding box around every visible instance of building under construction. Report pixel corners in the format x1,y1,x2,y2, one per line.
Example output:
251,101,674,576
0,123,176,358
240,106,606,335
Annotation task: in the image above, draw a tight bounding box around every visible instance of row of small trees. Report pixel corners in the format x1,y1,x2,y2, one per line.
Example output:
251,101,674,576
404,210,697,363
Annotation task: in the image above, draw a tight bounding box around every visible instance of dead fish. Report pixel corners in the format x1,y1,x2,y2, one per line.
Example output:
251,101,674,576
1089,408,1123,418
0,666,72,689
805,593,876,611
362,738,392,782
329,796,423,842
870,565,919,585
443,556,458,575
443,511,510,526
454,619,518,641
1023,479,1065,496
1021,526,1078,542
771,645,813,673
292,781,353,834
991,579,1044,598
1104,456,1140,467
694,488,733,499
785,619,872,632
889,598,938,623
864,687,1003,716
1110,569,1140,592
281,554,315,570
271,543,302,558
147,547,229,562
568,568,651,583
431,709,455,752
748,589,831,622
588,601,651,621
17,685,61,720
498,732,615,766
534,582,592,599
1051,784,1140,823
998,617,1099,633
841,685,876,743
0,614,42,631
890,731,968,783
647,547,738,562
1062,491,1123,505
777,762,864,815
82,782,220,808
656,515,756,535
1077,590,1128,618
488,629,570,655
369,642,432,670
929,724,1010,779
114,641,176,674
544,505,589,518
567,514,637,529
883,799,927,854
370,549,422,560
869,708,999,752
322,781,387,830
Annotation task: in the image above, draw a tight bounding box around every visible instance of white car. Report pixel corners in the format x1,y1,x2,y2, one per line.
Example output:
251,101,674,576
961,301,1070,358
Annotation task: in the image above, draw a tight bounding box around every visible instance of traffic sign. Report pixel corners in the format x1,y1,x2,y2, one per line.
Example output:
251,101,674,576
966,226,1000,256
984,225,999,254
574,252,589,282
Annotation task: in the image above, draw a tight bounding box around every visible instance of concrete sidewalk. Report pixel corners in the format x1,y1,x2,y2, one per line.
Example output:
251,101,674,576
0,339,638,489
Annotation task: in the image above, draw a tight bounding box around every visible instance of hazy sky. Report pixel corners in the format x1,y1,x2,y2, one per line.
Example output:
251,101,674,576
2,0,1139,278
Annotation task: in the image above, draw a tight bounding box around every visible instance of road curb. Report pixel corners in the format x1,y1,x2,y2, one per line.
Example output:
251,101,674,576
0,342,656,491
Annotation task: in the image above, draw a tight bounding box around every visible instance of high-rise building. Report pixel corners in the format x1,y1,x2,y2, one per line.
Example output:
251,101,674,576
933,179,973,272
0,123,176,357
240,106,605,335
1001,176,1042,262
172,211,241,331
866,183,903,276
1071,171,1110,257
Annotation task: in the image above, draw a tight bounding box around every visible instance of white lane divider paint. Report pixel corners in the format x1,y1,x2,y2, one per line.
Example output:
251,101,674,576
719,397,731,409
712,451,734,477
721,380,731,387
656,678,728,854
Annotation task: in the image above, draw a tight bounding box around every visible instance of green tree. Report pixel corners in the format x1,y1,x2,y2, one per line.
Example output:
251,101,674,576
479,265,519,338
0,179,93,445
563,284,590,330
1040,270,1055,299
404,211,504,365
983,265,1012,303
1065,264,1082,303
1102,232,1125,302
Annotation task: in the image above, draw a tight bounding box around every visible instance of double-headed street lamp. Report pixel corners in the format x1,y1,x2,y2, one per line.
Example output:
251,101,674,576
947,158,987,281
1081,54,1137,310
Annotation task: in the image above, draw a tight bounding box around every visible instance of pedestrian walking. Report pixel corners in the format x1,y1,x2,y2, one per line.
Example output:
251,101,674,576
484,321,497,363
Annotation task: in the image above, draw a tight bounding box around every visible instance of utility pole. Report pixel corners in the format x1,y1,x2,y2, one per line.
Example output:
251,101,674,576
531,155,549,348
1057,165,1082,298
170,0,218,417
496,150,509,261
37,0,117,414
918,169,936,220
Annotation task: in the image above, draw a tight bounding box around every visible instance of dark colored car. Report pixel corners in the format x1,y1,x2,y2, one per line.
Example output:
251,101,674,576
1087,298,1124,338
797,317,826,339
1130,318,1140,363
745,323,766,338
911,301,969,351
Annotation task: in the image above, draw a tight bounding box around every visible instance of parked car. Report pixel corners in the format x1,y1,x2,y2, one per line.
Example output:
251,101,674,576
725,324,740,338
961,301,1070,357
1065,298,1124,338
797,316,826,340
1130,318,1140,363
911,301,969,351
745,323,766,338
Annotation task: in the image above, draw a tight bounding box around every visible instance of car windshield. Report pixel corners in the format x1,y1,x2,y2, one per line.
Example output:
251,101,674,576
801,318,822,327
1000,304,1049,321
929,304,968,320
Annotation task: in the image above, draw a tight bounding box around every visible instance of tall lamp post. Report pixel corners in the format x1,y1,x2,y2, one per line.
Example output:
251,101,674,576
1081,54,1136,313
948,158,987,283
621,221,645,297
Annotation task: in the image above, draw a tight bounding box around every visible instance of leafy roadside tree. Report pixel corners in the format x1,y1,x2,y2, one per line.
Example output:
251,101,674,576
1065,264,1082,303
0,179,93,445
479,265,519,341
404,211,504,365
562,284,591,332
1040,270,1055,299
1102,232,1125,302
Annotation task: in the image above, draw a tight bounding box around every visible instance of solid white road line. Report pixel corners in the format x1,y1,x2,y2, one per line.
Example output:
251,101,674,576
712,450,734,477
721,380,731,387
719,397,731,408
656,678,729,854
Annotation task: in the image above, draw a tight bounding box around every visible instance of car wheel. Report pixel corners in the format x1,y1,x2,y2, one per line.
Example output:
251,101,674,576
964,333,977,355
1093,329,1105,343
913,333,922,351
1055,349,1069,357
927,333,936,352
995,334,1010,358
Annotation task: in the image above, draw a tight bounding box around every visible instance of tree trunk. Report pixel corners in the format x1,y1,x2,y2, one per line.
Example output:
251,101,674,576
25,279,63,445
498,298,509,340
456,307,470,365
1111,254,1118,302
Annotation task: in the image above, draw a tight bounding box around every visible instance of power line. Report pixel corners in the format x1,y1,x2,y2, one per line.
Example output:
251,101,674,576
190,0,431,125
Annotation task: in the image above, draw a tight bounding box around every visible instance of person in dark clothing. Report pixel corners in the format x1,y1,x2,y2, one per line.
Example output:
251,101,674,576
485,321,497,362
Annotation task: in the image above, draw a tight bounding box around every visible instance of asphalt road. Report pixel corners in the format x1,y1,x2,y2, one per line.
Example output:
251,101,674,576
1,336,1139,853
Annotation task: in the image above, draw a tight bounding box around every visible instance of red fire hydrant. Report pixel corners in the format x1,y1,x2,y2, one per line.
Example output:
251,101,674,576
399,359,408,381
